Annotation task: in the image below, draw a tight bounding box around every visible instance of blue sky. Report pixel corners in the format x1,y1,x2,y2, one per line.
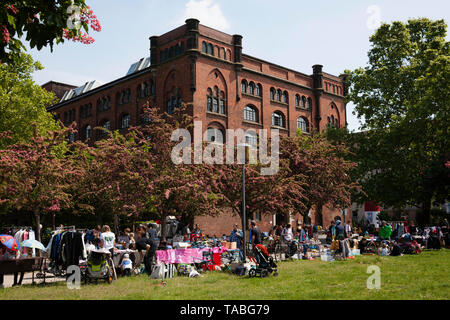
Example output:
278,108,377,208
28,0,450,131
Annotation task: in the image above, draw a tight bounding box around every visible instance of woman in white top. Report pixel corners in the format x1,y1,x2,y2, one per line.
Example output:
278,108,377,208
100,225,116,257
283,224,294,242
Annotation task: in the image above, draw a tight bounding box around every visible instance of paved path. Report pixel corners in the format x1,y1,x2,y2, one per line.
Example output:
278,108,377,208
2,272,65,288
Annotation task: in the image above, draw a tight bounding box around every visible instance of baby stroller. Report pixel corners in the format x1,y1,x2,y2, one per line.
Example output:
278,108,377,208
248,244,278,278
285,240,298,259
83,248,115,284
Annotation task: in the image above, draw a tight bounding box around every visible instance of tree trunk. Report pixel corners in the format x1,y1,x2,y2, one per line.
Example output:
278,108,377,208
421,197,432,226
315,204,323,227
160,214,167,242
114,213,119,236
34,209,41,257
52,213,56,231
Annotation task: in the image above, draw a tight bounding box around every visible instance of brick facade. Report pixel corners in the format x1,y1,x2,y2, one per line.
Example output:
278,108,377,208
45,19,349,235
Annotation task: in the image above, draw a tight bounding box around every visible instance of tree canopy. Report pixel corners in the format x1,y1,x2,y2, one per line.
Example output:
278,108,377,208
0,52,59,148
342,18,450,220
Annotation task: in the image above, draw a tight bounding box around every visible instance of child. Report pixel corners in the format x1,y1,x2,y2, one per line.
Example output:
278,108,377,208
121,253,133,277
129,233,136,248
378,243,389,256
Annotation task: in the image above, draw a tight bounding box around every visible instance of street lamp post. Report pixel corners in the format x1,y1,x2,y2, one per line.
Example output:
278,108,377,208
237,143,251,262
242,160,246,261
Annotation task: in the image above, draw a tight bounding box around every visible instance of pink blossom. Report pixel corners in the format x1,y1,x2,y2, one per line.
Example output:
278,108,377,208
1,25,10,44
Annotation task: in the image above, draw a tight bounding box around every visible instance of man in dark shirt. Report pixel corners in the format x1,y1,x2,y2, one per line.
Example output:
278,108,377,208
135,226,157,275
335,220,346,240
146,224,158,240
250,220,262,245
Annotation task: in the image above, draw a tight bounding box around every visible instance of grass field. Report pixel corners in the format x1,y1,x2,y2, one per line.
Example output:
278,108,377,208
1,250,449,300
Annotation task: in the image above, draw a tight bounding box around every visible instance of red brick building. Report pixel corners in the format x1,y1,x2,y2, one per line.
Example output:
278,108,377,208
45,19,349,235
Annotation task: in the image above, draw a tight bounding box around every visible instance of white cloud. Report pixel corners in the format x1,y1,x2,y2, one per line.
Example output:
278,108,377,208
179,0,230,31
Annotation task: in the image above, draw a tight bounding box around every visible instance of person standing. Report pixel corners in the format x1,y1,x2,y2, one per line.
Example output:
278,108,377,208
135,226,157,275
335,220,346,240
379,221,393,241
0,247,20,288
147,224,158,240
100,225,116,257
249,221,262,245
229,224,243,259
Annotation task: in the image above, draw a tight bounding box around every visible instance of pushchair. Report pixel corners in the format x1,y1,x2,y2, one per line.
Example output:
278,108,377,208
285,240,298,259
248,244,278,278
82,248,116,284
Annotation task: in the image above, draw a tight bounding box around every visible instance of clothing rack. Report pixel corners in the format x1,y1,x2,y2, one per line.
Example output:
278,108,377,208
54,226,75,232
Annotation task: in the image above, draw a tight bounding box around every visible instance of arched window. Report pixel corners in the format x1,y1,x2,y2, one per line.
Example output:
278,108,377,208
307,97,312,109
144,82,149,97
249,82,255,95
207,88,213,112
301,96,306,108
115,93,121,106
167,99,173,114
297,117,308,133
206,128,224,144
244,105,258,123
68,133,76,143
276,89,282,101
331,115,335,125
213,97,219,113
270,88,276,100
256,84,262,97
241,80,247,94
207,43,214,55
272,111,285,128
219,91,226,114
85,125,92,140
295,95,300,107
150,81,155,95
202,42,207,53
121,114,131,129
245,130,258,147
102,120,110,131
282,91,288,104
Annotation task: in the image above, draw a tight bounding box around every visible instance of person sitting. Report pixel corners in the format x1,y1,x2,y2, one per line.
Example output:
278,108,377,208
378,243,389,256
121,253,133,277
390,241,403,256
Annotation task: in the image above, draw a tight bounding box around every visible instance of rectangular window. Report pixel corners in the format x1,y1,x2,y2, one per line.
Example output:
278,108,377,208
219,100,225,114
213,98,219,113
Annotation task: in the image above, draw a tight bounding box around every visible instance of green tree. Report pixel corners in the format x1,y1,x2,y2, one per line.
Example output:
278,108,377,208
0,53,59,148
344,18,450,223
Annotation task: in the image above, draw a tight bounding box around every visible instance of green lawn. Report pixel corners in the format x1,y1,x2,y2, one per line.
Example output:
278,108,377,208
1,250,449,300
